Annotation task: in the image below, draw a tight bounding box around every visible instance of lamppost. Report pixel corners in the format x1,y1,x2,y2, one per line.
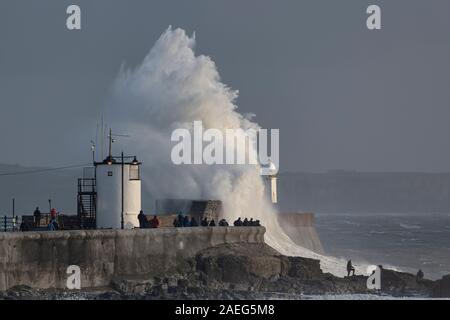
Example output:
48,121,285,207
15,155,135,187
12,198,15,231
121,151,124,230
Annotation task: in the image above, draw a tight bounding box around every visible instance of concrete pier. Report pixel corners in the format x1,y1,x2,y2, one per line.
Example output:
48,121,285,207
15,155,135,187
0,226,265,291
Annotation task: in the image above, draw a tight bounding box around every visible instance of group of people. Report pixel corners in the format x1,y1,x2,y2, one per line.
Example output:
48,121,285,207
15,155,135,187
199,218,229,227
138,210,160,229
136,211,264,230
173,214,199,227
172,215,232,228
31,207,59,231
233,217,261,227
172,216,262,228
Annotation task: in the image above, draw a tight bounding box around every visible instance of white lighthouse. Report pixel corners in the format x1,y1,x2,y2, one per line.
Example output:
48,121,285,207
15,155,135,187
260,160,278,204
79,128,141,229
95,154,141,229
78,129,142,229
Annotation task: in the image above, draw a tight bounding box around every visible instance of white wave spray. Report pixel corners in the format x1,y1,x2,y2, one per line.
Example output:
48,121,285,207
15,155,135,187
106,26,366,277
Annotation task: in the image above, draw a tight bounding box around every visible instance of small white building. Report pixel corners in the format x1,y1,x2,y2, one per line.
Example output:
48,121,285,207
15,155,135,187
95,155,141,229
78,154,142,229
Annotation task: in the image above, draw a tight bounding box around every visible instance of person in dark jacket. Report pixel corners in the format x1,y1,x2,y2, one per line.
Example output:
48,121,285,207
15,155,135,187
243,218,249,226
234,217,243,226
190,217,198,227
47,218,59,231
182,215,190,227
209,219,216,227
201,218,209,227
172,217,179,227
255,220,261,226
138,210,148,228
218,219,229,226
33,207,41,228
416,269,424,281
249,218,255,226
347,260,355,277
178,214,185,227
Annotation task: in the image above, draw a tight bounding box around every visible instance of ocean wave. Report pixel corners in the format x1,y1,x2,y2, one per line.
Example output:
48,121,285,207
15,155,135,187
401,238,421,242
369,230,386,235
340,220,361,227
400,223,421,230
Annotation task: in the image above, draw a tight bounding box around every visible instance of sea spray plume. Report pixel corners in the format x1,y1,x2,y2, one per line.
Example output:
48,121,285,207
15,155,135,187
108,26,266,216
107,26,367,277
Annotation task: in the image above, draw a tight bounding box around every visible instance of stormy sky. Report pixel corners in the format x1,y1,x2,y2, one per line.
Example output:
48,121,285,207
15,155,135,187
1,0,450,173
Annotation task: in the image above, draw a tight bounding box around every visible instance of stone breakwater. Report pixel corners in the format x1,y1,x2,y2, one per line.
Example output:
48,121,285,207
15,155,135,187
1,242,449,300
1,227,449,299
0,227,265,291
277,212,325,254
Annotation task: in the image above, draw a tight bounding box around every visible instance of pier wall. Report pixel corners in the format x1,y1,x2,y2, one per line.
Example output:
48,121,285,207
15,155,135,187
0,227,265,291
277,213,325,254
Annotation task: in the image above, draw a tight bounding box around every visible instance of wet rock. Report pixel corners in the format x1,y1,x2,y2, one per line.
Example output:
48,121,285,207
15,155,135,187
378,269,433,296
432,274,450,298
332,275,368,295
96,290,123,300
195,243,288,287
4,285,39,300
111,278,155,295
287,257,323,280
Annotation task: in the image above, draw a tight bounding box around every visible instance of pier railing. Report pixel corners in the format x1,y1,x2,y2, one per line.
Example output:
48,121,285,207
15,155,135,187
0,216,20,232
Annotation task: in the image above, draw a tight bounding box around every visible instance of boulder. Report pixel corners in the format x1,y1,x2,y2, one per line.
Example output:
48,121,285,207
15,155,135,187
379,269,433,296
195,243,288,287
287,256,323,280
4,285,40,300
432,274,450,298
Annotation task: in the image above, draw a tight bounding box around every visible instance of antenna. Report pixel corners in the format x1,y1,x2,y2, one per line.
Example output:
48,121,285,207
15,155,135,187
108,128,113,158
101,116,104,160
107,128,130,158
95,123,99,163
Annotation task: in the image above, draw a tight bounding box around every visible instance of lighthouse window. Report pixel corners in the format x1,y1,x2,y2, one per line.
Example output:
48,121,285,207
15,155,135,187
129,165,140,180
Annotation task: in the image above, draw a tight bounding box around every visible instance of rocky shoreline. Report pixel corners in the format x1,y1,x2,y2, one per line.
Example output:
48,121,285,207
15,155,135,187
1,243,449,300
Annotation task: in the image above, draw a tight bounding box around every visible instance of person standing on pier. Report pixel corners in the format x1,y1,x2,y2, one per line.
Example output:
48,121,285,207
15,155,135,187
33,207,41,228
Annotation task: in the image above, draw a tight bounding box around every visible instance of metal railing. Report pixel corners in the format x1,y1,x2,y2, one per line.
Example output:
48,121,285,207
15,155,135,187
1,216,20,232
78,178,96,194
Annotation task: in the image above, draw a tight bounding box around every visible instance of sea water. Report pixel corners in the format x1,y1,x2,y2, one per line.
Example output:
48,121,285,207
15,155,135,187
315,212,450,280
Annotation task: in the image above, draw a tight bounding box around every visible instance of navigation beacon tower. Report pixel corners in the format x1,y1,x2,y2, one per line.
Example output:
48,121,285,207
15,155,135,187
77,129,142,229
260,160,278,204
